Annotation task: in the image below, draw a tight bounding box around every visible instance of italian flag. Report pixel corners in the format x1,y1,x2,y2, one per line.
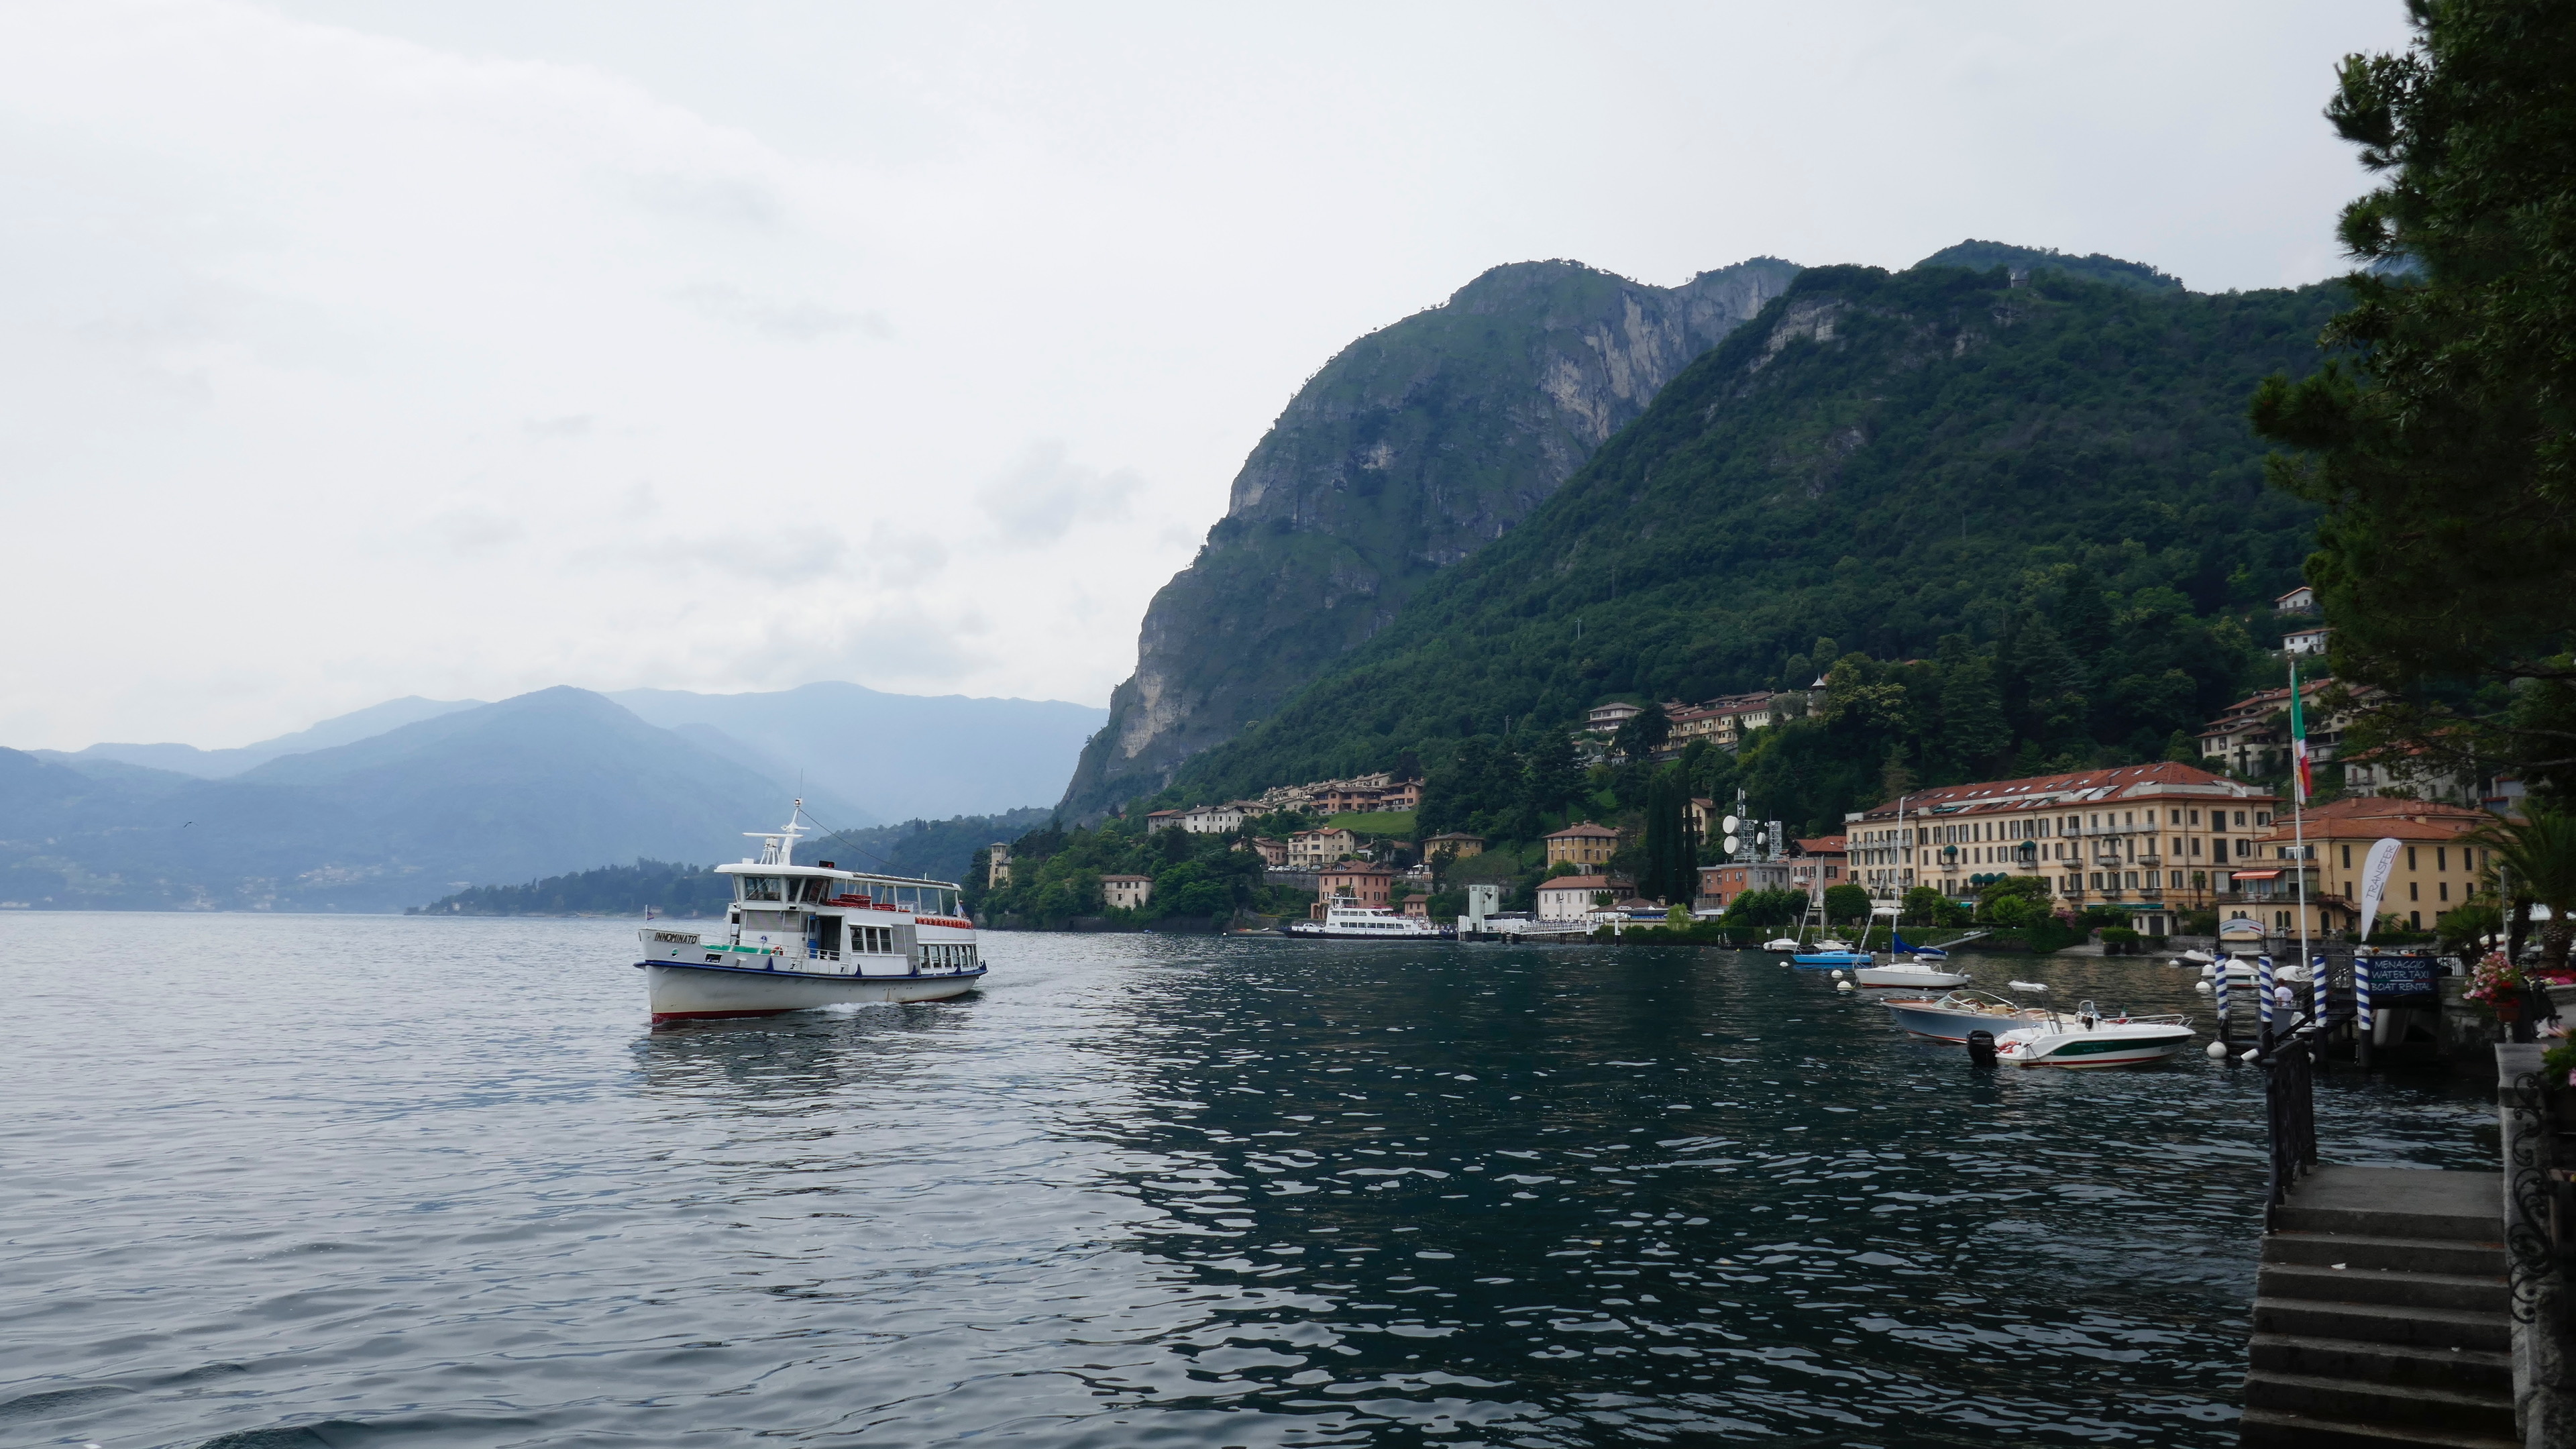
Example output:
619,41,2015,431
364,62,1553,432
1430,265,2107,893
2288,660,2312,803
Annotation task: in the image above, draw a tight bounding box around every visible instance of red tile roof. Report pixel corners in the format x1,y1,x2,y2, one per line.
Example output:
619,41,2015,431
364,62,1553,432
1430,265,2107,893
1847,761,2268,824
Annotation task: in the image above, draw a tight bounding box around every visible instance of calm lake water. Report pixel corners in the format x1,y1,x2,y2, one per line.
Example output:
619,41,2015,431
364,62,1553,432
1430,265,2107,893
0,915,2495,1449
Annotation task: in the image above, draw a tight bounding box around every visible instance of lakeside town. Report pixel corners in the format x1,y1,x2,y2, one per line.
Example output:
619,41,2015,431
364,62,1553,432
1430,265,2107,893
976,587,2512,954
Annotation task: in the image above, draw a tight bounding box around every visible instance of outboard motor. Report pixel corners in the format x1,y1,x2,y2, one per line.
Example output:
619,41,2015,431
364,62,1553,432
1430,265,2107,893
1966,1030,1997,1069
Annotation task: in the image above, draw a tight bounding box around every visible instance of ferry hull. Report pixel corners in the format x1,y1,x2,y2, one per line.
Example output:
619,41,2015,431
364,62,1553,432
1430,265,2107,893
643,962,984,1020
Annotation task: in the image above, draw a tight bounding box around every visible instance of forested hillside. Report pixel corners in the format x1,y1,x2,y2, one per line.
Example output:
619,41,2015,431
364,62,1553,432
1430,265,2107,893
1155,261,2343,835
1055,257,1801,820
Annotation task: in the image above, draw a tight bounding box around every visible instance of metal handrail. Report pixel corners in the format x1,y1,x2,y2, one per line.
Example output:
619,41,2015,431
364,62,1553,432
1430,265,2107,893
2261,1020,2323,1220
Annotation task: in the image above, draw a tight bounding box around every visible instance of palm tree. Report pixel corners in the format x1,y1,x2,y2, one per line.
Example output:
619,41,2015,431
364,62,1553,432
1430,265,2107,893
2471,810,2576,974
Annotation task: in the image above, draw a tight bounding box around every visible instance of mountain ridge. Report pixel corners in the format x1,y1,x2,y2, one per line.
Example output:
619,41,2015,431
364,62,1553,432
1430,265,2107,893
1148,256,2343,816
1054,255,1803,820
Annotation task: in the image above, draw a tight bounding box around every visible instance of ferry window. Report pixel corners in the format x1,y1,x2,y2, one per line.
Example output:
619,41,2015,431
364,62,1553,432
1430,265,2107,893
895,887,920,912
798,877,830,903
739,875,784,902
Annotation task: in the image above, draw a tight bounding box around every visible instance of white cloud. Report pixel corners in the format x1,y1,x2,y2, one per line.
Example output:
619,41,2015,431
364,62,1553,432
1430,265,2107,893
0,0,2410,750
978,441,1144,545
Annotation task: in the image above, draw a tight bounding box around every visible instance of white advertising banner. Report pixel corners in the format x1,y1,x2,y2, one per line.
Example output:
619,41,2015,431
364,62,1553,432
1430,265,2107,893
2357,837,2402,942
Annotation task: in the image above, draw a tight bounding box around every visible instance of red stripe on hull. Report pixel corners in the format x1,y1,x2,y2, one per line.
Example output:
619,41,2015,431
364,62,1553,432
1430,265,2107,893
651,1008,798,1021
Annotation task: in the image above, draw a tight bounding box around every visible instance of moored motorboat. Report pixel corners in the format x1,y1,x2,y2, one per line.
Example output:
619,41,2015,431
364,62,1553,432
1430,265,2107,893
1761,936,1803,952
1993,1003,2194,1069
1794,947,1873,968
1856,961,1970,990
637,804,985,1021
1880,987,2063,1042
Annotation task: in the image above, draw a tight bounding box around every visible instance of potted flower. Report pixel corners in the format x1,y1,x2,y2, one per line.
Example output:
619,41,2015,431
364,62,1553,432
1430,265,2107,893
2468,951,2529,1023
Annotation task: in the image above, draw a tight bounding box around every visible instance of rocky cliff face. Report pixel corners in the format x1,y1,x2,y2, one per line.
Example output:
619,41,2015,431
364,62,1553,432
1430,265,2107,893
1057,256,1801,818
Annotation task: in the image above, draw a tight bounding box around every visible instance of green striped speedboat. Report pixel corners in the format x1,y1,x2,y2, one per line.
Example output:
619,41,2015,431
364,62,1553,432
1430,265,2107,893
1994,1005,2194,1069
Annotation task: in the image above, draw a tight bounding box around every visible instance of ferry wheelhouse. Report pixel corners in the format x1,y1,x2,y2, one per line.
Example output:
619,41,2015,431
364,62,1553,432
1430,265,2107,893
636,806,985,1020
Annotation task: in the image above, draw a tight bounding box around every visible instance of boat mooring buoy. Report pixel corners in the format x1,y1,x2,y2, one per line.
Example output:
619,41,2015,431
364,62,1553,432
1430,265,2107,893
1830,969,1844,980
2192,980,2213,994
2205,1041,2228,1059
1836,979,1855,992
2241,1048,2262,1064
1967,1029,1997,1069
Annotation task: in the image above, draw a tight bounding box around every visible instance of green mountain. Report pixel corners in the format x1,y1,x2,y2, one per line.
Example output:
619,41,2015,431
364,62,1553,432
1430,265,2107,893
1915,239,2185,293
1054,256,1803,819
1150,259,2344,827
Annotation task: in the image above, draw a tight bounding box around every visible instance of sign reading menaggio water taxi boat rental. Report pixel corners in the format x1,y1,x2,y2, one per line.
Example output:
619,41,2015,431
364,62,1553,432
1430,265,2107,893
2363,952,2440,1006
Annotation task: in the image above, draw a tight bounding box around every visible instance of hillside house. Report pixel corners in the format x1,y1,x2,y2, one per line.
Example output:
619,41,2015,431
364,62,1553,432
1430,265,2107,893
1240,836,1290,867
2276,585,2318,614
1288,827,1360,869
1544,821,1623,868
986,843,1012,888
1423,831,1486,862
1101,874,1152,911
1143,809,1185,833
2197,678,2374,780
2284,625,2332,656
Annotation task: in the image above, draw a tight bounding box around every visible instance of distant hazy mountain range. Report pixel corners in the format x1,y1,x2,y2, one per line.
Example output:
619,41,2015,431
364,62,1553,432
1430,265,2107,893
5,682,1102,912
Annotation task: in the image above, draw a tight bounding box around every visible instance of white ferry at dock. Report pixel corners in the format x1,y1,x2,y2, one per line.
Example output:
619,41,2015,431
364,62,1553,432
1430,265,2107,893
637,806,984,1021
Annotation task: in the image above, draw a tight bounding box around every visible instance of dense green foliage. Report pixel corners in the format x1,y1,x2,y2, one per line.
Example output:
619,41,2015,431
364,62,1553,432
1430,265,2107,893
1157,263,2338,832
2253,0,2576,799
412,859,731,917
1916,239,2184,293
968,818,1313,928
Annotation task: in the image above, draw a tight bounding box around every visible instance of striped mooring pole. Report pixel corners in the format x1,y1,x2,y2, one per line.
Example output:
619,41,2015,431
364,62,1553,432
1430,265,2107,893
2312,953,2330,1030
2355,952,2373,1070
2257,954,2275,1033
2214,963,2232,1045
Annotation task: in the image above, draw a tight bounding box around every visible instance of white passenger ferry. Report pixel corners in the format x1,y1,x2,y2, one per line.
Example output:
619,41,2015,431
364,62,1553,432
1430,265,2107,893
1283,900,1456,940
636,806,985,1021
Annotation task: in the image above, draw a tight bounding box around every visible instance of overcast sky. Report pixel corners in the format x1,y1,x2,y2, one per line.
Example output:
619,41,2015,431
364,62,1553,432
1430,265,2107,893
1,1,2412,751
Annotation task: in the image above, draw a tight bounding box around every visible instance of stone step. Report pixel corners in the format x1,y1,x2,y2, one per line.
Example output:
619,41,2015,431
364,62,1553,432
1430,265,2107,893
2247,1332,2512,1393
2239,1404,2516,1449
2257,1262,2508,1315
2270,1201,2499,1243
2262,1230,2506,1279
2249,1296,2511,1353
2244,1368,2512,1436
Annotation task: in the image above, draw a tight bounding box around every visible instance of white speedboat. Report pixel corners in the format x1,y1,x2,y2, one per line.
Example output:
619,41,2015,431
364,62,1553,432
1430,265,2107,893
1994,1003,2194,1069
1881,989,2064,1042
1285,901,1456,939
1856,961,1971,990
2170,949,2217,968
635,806,985,1021
1761,936,1803,952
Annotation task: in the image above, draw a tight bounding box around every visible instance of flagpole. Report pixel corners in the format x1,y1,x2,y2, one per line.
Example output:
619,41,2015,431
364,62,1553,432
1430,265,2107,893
2290,656,2314,1028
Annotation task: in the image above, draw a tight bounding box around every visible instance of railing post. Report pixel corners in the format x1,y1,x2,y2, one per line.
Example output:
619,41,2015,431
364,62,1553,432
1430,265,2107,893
2497,1042,2573,1446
